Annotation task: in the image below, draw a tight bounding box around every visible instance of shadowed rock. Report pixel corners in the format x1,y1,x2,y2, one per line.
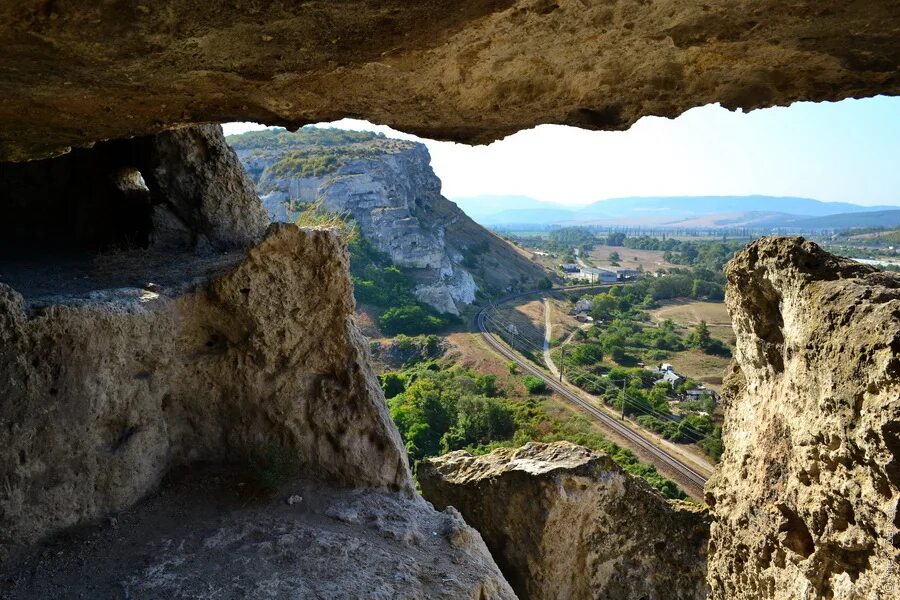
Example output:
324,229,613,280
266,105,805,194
1,1,898,159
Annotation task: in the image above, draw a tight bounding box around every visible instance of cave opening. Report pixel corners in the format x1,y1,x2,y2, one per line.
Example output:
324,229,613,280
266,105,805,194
0,127,261,304
0,143,156,256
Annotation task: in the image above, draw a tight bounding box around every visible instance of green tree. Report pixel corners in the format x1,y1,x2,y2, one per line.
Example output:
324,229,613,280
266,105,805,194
686,321,712,349
568,343,604,365
606,232,626,246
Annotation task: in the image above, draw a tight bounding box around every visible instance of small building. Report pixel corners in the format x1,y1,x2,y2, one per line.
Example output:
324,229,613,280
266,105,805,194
685,388,719,403
613,267,641,279
560,263,580,273
662,370,684,386
578,266,618,284
573,298,593,312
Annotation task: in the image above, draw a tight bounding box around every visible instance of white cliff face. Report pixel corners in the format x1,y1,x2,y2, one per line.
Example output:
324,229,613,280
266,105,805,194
238,142,478,314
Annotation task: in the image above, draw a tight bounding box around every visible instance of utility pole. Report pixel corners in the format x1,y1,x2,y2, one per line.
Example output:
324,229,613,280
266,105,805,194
620,378,627,420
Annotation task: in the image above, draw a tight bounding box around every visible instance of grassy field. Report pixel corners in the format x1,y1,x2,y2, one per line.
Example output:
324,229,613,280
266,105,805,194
650,300,735,346
586,245,675,271
648,299,735,390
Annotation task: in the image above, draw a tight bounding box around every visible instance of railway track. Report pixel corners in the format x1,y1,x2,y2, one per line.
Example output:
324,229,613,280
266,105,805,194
475,286,710,498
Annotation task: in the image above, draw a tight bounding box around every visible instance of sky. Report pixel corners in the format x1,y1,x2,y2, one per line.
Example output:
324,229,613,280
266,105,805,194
223,95,900,207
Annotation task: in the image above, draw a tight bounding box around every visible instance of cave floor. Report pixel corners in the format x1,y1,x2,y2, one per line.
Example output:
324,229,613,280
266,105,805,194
0,466,496,599
0,248,248,308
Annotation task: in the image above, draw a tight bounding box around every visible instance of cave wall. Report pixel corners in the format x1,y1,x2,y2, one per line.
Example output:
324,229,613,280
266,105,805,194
0,223,413,561
1,0,898,160
708,238,900,599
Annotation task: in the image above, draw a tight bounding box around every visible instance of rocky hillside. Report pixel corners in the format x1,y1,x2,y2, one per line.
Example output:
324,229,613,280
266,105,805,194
228,128,550,315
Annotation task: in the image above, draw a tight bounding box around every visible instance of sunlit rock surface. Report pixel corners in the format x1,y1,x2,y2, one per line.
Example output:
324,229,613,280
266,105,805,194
419,441,710,600
708,237,900,599
235,136,543,314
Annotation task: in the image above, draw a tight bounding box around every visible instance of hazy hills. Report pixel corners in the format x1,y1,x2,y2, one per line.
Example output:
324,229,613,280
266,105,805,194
452,195,900,230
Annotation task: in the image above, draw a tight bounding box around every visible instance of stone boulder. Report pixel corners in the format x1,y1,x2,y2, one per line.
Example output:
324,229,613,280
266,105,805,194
707,237,900,599
418,441,710,600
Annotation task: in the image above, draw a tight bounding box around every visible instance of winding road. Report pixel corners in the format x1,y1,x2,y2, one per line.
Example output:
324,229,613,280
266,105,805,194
476,286,712,499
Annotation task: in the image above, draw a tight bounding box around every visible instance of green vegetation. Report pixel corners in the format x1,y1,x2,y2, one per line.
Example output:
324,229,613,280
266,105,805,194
348,235,458,335
266,145,388,178
379,305,454,336
382,362,686,499
293,201,358,243
686,321,730,356
226,127,384,151
522,375,548,394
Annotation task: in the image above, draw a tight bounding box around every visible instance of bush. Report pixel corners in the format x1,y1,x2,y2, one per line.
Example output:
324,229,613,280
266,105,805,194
567,342,604,365
378,305,454,336
522,375,548,394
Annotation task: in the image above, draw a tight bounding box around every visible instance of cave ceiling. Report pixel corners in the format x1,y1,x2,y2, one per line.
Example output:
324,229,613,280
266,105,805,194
1,0,898,161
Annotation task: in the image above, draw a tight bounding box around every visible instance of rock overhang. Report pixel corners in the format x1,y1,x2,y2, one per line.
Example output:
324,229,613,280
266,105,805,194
1,0,898,161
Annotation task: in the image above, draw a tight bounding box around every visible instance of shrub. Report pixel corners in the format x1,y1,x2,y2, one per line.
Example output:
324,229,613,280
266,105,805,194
523,375,548,394
378,305,454,336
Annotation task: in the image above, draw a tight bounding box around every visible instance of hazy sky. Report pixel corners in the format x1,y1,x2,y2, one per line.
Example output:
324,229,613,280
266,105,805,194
223,95,900,206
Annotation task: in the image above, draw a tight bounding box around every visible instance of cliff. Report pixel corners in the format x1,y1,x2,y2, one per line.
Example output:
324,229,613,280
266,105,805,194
708,237,900,599
418,441,710,600
231,129,549,314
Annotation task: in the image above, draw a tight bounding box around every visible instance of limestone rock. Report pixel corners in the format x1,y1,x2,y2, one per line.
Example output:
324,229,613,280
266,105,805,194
0,468,516,599
418,441,710,600
1,1,898,160
0,224,412,560
707,237,900,599
235,135,545,314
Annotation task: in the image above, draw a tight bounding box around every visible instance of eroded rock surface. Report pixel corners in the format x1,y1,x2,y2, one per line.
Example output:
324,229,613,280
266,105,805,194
0,467,516,599
1,1,898,159
418,441,710,600
708,237,900,599
233,131,546,314
0,224,412,560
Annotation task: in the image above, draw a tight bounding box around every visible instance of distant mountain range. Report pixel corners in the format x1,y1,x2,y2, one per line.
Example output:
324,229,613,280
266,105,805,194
450,195,900,230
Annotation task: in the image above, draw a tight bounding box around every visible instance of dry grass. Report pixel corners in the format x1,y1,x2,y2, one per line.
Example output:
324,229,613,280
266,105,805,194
664,349,731,391
492,299,546,351
649,300,735,346
587,245,675,271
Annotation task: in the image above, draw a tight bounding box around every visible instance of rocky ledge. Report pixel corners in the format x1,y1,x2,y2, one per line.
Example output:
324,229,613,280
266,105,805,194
708,237,900,599
418,441,710,600
0,467,514,599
